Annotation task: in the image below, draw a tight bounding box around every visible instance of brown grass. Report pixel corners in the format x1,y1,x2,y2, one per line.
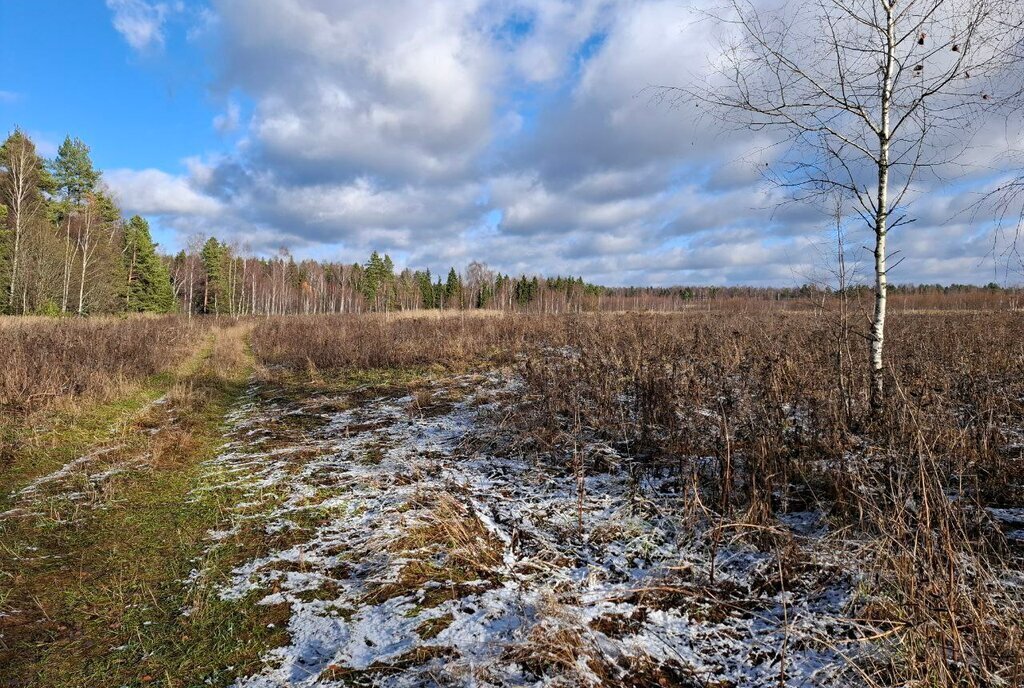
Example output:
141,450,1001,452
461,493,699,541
248,309,1024,686
5,309,1020,685
250,312,559,371
509,311,1024,687
364,492,504,608
0,315,209,415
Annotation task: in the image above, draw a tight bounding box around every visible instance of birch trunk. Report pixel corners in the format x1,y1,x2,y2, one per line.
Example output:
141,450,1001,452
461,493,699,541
870,2,895,413
77,205,94,316
125,245,137,311
61,215,73,314
5,144,29,313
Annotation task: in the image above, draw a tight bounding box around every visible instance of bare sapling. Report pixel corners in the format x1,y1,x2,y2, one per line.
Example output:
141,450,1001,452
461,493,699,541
664,0,1024,411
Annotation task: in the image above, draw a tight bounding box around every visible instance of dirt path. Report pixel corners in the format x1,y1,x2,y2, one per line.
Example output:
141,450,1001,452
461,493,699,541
191,371,860,687
0,324,259,688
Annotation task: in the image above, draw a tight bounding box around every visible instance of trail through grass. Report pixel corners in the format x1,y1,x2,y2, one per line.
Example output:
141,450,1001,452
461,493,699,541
0,323,281,688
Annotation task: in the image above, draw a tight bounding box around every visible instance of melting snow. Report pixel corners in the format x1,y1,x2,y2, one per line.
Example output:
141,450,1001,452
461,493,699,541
190,373,866,687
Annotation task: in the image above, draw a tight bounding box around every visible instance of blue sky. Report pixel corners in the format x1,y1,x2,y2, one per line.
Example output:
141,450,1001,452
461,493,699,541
1,0,1021,286
0,1,217,170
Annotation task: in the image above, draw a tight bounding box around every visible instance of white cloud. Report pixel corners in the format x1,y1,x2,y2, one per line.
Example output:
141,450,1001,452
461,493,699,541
106,168,223,216
213,101,241,133
106,0,173,52
115,0,1024,285
215,0,501,180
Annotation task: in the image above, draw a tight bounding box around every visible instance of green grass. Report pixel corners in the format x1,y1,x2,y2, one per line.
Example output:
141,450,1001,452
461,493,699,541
0,340,469,687
0,373,175,510
0,330,219,507
0,325,296,688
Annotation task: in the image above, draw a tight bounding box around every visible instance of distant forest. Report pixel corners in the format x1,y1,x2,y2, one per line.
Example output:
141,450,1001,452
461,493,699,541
1,129,1020,317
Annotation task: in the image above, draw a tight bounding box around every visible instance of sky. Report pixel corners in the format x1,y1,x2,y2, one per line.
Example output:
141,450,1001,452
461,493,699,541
0,0,1021,286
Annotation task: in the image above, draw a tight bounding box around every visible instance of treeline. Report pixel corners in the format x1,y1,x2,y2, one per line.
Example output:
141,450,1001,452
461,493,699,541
168,244,605,316
153,246,1024,316
0,130,173,316
0,129,605,316
3,129,1021,317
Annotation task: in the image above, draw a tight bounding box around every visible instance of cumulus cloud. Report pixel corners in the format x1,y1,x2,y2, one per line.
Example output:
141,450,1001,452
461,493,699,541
106,0,178,52
213,0,502,182
111,0,1024,285
106,168,223,216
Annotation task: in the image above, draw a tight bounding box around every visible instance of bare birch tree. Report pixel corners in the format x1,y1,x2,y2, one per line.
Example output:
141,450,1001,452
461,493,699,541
0,130,49,314
75,192,118,316
668,0,1024,410
987,144,1024,278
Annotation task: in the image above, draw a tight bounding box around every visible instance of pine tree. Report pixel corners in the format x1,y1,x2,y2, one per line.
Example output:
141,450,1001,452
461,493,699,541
200,237,228,314
52,137,100,314
52,138,99,205
123,215,174,313
445,268,462,309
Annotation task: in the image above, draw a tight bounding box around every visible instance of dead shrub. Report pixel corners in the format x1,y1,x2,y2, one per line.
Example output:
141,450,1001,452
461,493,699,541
0,315,208,415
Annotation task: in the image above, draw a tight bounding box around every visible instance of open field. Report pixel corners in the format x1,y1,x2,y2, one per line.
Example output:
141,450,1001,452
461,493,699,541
7,2,1024,685
1,310,1022,688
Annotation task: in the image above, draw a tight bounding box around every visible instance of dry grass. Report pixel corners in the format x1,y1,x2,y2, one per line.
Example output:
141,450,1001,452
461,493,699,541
504,592,603,682
0,315,208,414
249,309,1024,686
507,311,1024,687
0,323,265,688
4,309,1020,685
366,492,504,608
250,312,560,371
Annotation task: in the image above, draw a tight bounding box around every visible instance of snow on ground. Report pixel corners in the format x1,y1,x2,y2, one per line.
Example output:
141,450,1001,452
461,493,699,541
0,444,138,521
190,372,868,687
0,394,173,521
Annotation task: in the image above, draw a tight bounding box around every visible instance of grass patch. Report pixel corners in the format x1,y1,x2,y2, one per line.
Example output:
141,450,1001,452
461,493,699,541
0,324,295,688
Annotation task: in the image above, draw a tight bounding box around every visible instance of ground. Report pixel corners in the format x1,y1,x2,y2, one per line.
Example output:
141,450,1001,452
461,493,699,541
189,368,861,688
2,324,1022,687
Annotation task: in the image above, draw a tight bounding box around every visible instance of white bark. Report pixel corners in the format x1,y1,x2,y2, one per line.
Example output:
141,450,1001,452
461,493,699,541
61,215,73,314
4,144,29,312
870,2,896,411
671,0,1024,412
76,203,95,316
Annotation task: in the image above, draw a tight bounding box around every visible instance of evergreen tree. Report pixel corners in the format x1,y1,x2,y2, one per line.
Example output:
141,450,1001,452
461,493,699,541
362,251,384,308
478,280,493,308
444,268,462,309
415,269,435,308
200,237,228,314
515,274,535,306
123,215,174,313
52,137,100,314
362,251,396,311
381,253,396,310
52,137,99,205
82,191,127,315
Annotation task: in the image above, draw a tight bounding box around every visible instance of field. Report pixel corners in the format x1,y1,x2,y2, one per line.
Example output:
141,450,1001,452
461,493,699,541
1,309,1022,688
